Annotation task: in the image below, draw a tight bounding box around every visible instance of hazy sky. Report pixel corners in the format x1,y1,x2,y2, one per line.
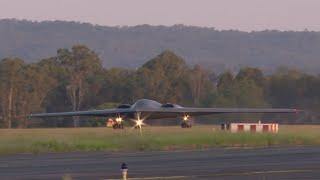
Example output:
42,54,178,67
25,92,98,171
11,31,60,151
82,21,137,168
0,0,319,31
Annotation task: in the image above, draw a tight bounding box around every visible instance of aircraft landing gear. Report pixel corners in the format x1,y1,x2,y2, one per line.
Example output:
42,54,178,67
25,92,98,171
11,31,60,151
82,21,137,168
181,121,192,128
181,114,192,128
113,123,124,129
113,116,124,129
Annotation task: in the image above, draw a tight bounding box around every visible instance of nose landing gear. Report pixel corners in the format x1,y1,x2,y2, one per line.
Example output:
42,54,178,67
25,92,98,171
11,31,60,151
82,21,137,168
181,115,192,128
113,123,124,129
181,122,192,128
113,116,124,129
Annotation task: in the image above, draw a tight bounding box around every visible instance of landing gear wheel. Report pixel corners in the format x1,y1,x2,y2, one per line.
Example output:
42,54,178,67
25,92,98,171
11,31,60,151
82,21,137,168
181,122,192,128
113,123,124,129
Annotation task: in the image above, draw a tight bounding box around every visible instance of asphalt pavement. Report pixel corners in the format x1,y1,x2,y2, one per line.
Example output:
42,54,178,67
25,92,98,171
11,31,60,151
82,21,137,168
0,146,320,180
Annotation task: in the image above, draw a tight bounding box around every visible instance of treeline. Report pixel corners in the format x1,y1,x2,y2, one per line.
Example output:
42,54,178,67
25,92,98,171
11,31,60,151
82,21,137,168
0,45,319,128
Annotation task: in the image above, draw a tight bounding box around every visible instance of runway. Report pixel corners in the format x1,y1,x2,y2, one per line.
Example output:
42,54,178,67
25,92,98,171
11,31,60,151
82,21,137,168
0,146,320,180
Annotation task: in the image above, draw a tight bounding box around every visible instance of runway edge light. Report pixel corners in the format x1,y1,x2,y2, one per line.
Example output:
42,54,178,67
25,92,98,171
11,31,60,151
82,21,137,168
121,163,128,180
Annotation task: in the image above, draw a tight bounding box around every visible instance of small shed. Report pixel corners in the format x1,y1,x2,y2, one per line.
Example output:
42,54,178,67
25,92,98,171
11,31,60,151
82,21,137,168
221,121,278,133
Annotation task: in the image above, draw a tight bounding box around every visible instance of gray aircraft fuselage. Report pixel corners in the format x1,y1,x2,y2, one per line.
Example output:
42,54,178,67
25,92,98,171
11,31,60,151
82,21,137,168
122,99,183,119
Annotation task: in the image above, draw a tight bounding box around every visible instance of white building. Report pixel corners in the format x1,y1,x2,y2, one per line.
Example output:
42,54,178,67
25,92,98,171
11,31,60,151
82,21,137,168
221,122,278,133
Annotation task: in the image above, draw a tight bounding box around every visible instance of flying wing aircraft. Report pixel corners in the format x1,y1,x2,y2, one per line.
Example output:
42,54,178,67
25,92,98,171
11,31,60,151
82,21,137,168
30,99,299,129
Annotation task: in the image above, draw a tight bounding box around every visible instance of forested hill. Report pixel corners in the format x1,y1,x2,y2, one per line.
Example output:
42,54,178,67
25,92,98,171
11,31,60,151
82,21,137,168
1,19,320,72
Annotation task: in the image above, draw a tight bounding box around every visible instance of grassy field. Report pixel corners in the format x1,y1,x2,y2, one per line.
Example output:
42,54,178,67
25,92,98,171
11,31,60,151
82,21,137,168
1,125,320,155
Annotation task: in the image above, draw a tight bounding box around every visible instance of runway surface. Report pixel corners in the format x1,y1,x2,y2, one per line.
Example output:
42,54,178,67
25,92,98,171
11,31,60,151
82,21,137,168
1,146,320,180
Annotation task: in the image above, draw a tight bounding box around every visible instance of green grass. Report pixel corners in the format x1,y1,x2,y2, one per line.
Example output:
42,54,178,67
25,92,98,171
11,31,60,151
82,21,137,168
1,125,320,155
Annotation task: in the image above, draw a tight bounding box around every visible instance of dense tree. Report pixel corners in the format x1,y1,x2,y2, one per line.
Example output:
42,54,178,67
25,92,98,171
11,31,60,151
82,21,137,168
0,47,319,128
137,50,188,103
236,67,265,87
233,79,268,108
267,68,304,107
16,63,58,127
55,45,102,126
216,71,235,106
188,65,214,106
99,68,138,104
0,58,24,128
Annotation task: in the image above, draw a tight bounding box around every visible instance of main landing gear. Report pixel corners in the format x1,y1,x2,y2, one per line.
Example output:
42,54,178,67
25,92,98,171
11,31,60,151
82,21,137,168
181,115,192,128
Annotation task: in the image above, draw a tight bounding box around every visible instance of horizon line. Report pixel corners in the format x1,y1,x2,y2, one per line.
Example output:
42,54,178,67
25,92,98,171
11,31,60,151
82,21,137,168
1,18,318,33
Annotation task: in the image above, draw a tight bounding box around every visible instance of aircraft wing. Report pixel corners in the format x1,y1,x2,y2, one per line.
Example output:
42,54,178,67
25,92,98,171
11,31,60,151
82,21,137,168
139,107,299,117
30,107,298,119
29,109,133,118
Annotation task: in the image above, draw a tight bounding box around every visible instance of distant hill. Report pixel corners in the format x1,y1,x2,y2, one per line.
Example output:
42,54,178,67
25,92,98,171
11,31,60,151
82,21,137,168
0,19,320,73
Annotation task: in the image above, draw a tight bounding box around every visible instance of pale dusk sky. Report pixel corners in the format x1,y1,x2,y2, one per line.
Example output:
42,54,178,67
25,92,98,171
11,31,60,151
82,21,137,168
0,0,319,31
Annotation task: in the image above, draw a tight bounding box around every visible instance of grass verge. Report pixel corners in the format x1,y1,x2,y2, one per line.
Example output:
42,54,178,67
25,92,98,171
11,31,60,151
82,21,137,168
0,125,320,155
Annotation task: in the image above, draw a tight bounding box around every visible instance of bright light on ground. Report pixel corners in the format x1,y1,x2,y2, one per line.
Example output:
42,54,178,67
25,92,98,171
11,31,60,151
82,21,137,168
115,117,122,123
135,119,144,127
